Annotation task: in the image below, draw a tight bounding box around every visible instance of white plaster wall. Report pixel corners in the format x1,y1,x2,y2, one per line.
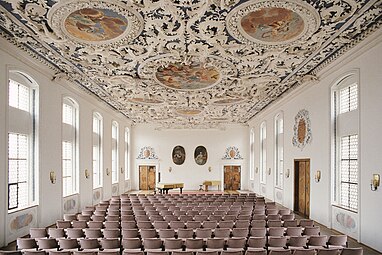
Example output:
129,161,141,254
131,125,249,191
0,39,132,246
248,30,382,251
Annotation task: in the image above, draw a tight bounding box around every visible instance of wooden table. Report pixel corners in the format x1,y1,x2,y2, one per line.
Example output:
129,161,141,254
156,183,184,194
203,180,221,191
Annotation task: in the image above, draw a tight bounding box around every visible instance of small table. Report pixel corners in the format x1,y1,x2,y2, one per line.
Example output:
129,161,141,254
203,180,221,191
156,183,184,194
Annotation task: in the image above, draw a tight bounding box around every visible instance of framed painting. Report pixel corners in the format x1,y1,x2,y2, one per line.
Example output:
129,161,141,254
194,146,207,165
172,145,186,165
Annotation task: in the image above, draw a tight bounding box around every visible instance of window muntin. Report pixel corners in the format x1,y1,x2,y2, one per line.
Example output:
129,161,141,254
8,133,29,210
62,98,79,196
8,73,38,212
93,113,102,188
111,121,119,184
275,114,284,188
340,84,358,114
339,135,358,211
9,80,30,112
260,122,267,184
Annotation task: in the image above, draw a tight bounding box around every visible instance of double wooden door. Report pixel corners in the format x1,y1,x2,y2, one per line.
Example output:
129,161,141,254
294,159,310,218
139,165,156,190
224,165,241,191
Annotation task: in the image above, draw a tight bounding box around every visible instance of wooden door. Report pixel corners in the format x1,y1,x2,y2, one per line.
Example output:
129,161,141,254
139,165,156,190
224,165,241,190
294,159,310,217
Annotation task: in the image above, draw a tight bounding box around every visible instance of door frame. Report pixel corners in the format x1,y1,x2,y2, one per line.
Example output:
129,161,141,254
136,161,160,190
222,163,242,191
293,158,310,218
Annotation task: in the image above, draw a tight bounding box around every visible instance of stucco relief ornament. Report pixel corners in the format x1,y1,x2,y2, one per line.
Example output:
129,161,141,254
292,109,312,150
222,146,243,160
137,146,158,159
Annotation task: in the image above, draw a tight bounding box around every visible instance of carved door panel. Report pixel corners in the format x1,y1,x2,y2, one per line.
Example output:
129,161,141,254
148,167,156,190
139,165,156,190
224,165,241,191
294,159,310,218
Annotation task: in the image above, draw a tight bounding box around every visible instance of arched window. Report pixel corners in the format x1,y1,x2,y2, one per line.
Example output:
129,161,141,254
260,122,267,184
8,71,39,211
111,121,119,184
125,127,130,180
332,71,359,212
250,128,255,180
62,97,79,196
93,112,103,188
275,113,284,188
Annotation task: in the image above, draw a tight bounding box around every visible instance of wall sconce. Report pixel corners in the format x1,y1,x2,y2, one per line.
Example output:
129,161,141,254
255,167,259,174
315,170,321,183
371,174,380,191
168,167,172,173
49,171,56,184
106,168,110,176
84,169,90,179
285,169,290,178
120,167,124,174
268,168,271,175
208,166,212,172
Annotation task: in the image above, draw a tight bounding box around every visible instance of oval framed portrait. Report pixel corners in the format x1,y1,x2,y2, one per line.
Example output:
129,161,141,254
194,146,207,165
172,145,186,165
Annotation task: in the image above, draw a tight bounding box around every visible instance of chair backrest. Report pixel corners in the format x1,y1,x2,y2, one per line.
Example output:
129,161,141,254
72,221,88,229
88,221,104,229
79,238,100,249
340,248,363,255
250,227,266,237
100,238,120,249
104,221,120,229
177,229,194,239
140,229,157,239
195,228,212,238
308,235,328,246
268,250,291,255
143,238,163,250
30,228,48,238
164,238,183,250
226,237,246,248
122,252,144,255
219,220,234,229
37,238,58,249
328,235,347,246
48,228,65,239
245,250,267,255
187,221,202,229
285,227,303,237
232,228,248,238
122,229,139,238
288,236,308,247
206,238,225,249
103,228,121,238
303,226,320,236
122,238,142,249
293,249,316,255
185,238,204,249
84,228,103,238
268,227,285,237
121,221,137,229
158,229,176,239
58,238,80,249
267,236,287,248
247,237,266,249
250,220,266,228
213,228,231,238
17,238,38,250
316,249,341,255
221,251,242,255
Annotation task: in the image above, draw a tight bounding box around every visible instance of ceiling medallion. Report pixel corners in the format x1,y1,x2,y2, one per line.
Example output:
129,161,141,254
226,0,320,47
139,55,237,91
129,97,164,105
48,0,143,46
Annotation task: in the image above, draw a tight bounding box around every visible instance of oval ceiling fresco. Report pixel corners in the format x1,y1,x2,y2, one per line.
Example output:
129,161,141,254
194,146,207,166
172,145,186,165
64,8,128,42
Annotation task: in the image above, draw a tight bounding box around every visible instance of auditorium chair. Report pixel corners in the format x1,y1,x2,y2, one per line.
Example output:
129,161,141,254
226,237,246,252
340,248,363,255
205,238,225,252
246,237,266,251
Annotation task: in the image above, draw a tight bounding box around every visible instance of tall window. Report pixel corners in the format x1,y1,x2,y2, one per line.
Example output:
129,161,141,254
125,127,130,180
111,121,119,184
250,128,255,180
8,72,38,211
93,112,102,188
260,122,267,184
275,113,284,188
332,73,359,212
62,98,79,196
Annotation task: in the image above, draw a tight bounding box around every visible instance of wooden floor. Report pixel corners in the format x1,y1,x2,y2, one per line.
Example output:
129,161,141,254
1,190,380,254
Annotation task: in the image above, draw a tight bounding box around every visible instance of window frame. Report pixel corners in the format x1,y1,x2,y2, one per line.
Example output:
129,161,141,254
111,121,119,184
331,71,359,213
124,127,130,180
7,71,39,212
250,128,255,180
62,97,79,197
92,112,103,188
274,112,284,189
260,121,267,184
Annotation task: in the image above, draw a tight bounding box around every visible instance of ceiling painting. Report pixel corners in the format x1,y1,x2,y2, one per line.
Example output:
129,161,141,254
0,0,380,129
64,8,128,42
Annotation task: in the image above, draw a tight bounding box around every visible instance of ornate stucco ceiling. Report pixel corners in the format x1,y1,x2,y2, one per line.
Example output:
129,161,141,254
0,0,381,129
